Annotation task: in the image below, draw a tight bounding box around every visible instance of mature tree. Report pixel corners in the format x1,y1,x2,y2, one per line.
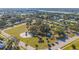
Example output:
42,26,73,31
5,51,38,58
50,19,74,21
0,20,6,28
10,19,16,24
28,19,51,36
39,24,51,34
29,25,38,36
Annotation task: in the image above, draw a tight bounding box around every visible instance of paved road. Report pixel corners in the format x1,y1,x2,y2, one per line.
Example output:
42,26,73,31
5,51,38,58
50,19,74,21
1,23,79,50
1,28,79,50
49,36,79,50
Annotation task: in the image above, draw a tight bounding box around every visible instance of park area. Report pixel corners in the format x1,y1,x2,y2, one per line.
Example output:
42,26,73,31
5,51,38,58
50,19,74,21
3,22,78,50
4,23,56,49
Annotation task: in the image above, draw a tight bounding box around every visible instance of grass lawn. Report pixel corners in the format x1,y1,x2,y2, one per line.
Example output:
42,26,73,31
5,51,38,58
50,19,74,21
0,34,3,38
63,39,79,50
4,23,55,49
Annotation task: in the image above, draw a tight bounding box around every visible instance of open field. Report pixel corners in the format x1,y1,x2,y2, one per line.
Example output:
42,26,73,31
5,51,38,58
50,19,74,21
4,23,56,49
3,22,78,50
63,38,79,50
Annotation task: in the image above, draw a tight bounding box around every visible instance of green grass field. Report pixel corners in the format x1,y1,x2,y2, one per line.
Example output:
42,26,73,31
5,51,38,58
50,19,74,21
63,39,79,50
0,34,3,38
4,23,55,49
